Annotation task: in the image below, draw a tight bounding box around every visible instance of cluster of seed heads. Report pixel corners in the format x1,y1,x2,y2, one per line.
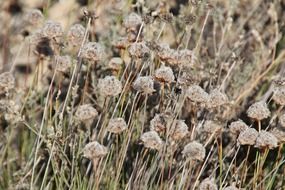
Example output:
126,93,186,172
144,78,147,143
25,9,43,26
128,42,150,58
207,89,228,108
98,76,122,97
255,130,278,149
150,113,170,133
170,120,188,141
75,104,98,127
238,128,258,145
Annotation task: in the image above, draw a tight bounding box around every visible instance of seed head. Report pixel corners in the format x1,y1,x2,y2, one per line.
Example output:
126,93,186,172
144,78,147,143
224,186,239,190
229,120,249,135
0,72,15,94
171,120,188,141
202,120,222,135
75,104,98,122
207,89,228,108
81,42,105,62
199,178,218,190
98,76,122,97
108,57,123,71
150,113,171,133
255,130,278,149
154,65,175,83
55,55,72,73
67,24,85,47
123,12,142,29
128,42,150,58
140,131,163,150
246,101,270,121
238,128,258,145
186,85,209,104
25,9,43,26
133,76,155,94
270,127,285,143
279,113,285,128
107,117,127,134
272,87,285,105
83,141,108,159
182,141,205,161
42,20,63,39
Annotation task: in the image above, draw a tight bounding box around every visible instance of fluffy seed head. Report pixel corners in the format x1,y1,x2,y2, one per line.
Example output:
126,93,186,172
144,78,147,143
224,186,239,190
108,57,123,71
150,113,171,133
272,87,285,105
25,9,43,26
107,117,127,134
238,128,258,145
207,89,228,108
81,42,105,61
199,178,218,190
255,130,278,149
133,76,155,94
140,131,163,150
187,85,209,104
75,104,98,121
279,113,285,128
83,141,108,159
270,127,285,143
182,141,205,161
0,72,15,94
42,20,63,39
154,65,175,83
171,120,188,141
98,76,122,97
55,55,72,73
246,101,270,121
67,24,85,47
229,120,249,135
123,12,142,29
202,120,222,135
128,42,150,58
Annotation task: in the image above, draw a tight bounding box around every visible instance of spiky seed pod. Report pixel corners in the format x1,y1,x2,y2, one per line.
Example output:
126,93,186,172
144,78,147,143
67,24,85,47
202,120,222,135
98,76,122,97
0,72,15,94
279,113,285,128
81,42,105,62
246,101,270,121
108,57,123,71
42,20,63,39
207,89,228,108
133,76,155,94
224,185,239,190
182,141,205,161
55,55,72,73
25,9,43,26
272,87,285,105
75,104,98,127
107,118,127,134
123,12,142,29
255,130,278,149
270,127,285,143
238,128,258,145
229,120,249,135
150,113,171,133
154,65,175,83
171,120,188,141
199,178,218,190
83,141,108,159
186,85,209,104
128,42,150,58
140,131,163,150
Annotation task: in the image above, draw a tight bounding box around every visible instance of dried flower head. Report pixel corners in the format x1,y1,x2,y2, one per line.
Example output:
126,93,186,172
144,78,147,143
140,131,163,150
55,55,72,73
279,113,285,128
270,127,285,143
207,89,228,108
42,20,63,39
133,76,155,94
81,42,105,61
159,48,196,66
67,24,85,47
25,9,43,26
107,117,127,134
154,65,175,83
128,42,150,58
0,72,15,94
150,113,171,133
199,178,218,190
83,141,108,159
246,101,270,121
202,120,223,135
229,120,249,135
108,57,123,71
224,185,239,190
255,130,278,149
182,141,205,161
171,120,188,141
238,128,258,145
123,12,142,29
98,76,122,97
272,87,285,105
186,85,209,104
75,104,98,125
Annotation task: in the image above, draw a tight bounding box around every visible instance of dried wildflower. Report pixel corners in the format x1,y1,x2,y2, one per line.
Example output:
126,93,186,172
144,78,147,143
81,42,105,61
107,117,127,134
182,141,205,161
128,42,150,58
199,178,218,190
67,24,85,47
75,104,98,127
171,120,188,141
187,85,209,104
255,130,278,149
246,101,270,121
207,89,228,108
202,120,223,135
108,57,123,71
0,72,15,94
83,141,108,159
42,20,63,39
25,9,43,26
133,76,155,94
123,12,142,29
238,128,258,145
159,48,195,66
272,87,285,105
113,37,128,49
98,76,122,97
55,55,72,73
279,113,285,128
154,65,175,83
140,131,163,150
270,127,285,143
150,113,171,133
229,120,249,135
224,186,239,190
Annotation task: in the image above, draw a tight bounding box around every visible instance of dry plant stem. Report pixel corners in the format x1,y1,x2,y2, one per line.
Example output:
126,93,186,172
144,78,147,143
40,141,55,190
265,105,283,131
240,146,251,187
9,38,25,73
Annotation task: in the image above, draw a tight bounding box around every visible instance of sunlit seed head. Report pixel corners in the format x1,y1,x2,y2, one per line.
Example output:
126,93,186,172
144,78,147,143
83,141,108,159
107,117,127,134
246,101,270,121
108,57,123,71
133,76,155,94
98,76,122,97
171,120,188,141
182,141,205,161
67,24,85,47
55,55,72,73
128,42,150,58
154,65,175,83
75,104,98,122
186,85,209,104
202,120,222,135
123,12,142,29
81,42,105,62
229,120,249,135
272,87,285,106
25,9,43,26
150,113,169,133
207,89,228,108
0,72,15,94
255,130,278,149
140,131,163,150
270,127,285,143
42,20,63,39
238,128,258,145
